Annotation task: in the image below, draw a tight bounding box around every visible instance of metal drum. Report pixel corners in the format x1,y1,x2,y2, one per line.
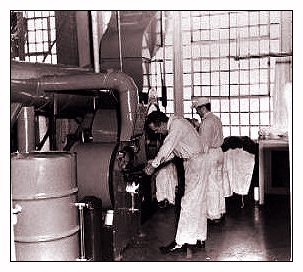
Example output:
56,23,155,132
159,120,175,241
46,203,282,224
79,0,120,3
11,152,80,261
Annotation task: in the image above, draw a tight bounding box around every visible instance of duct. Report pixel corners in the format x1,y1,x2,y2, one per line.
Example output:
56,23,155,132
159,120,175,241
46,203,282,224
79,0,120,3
100,11,159,92
11,61,139,141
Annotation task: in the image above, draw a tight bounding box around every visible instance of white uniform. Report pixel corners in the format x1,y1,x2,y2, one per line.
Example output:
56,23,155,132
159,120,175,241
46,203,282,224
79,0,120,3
155,163,178,204
199,112,225,220
151,116,207,245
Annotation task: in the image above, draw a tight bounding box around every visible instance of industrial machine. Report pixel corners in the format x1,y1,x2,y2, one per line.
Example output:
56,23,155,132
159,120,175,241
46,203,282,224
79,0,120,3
11,60,153,261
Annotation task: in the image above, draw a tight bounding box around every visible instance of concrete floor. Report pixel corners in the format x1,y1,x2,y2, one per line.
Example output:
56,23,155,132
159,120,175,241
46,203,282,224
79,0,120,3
121,194,291,261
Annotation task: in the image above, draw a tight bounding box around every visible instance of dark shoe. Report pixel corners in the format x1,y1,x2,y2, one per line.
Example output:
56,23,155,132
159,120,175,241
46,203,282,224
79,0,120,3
159,241,185,254
183,242,205,258
208,218,222,225
158,199,169,209
195,240,205,249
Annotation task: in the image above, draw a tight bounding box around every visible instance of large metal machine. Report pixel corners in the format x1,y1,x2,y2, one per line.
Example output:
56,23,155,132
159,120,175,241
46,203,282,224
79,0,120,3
11,60,151,261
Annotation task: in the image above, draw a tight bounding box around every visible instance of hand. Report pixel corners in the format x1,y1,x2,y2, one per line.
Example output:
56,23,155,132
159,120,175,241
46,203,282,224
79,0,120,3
144,161,155,176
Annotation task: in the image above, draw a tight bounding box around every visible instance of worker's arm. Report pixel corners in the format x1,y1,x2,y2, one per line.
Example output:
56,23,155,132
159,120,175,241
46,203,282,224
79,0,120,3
151,123,181,168
144,157,177,176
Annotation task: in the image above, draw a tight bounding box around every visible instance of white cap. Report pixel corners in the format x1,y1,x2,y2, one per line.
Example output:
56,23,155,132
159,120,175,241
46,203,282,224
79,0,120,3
191,97,210,108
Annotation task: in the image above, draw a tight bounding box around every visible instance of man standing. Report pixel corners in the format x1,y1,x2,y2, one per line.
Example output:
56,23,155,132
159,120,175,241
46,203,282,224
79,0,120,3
144,111,207,254
192,97,225,223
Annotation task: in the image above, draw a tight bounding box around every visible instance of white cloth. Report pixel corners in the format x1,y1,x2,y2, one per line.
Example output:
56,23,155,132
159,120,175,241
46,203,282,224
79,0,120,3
223,148,255,195
272,59,292,133
155,163,178,204
175,153,208,244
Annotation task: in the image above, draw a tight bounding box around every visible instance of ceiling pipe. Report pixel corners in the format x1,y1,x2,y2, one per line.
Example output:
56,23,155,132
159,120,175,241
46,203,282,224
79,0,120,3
11,61,139,141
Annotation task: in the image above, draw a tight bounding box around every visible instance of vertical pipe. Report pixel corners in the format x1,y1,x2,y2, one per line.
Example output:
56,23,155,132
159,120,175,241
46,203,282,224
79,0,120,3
50,94,58,151
91,11,101,111
17,107,35,152
76,11,92,68
172,11,183,116
91,11,101,74
117,11,123,72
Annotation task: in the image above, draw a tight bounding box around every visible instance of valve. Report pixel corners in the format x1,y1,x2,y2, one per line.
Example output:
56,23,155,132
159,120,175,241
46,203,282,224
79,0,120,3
126,182,139,213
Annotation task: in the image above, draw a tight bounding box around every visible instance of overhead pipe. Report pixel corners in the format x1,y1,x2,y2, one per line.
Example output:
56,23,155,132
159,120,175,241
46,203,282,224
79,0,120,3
41,72,138,142
11,60,93,79
11,60,94,109
11,61,139,141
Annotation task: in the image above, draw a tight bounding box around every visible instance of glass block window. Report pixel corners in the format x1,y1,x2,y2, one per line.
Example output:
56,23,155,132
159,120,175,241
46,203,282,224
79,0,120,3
11,11,57,64
143,11,292,140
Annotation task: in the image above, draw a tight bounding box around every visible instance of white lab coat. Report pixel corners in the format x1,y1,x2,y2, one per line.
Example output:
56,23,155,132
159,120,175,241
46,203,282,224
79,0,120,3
151,116,208,244
175,153,208,244
206,148,226,220
198,112,225,220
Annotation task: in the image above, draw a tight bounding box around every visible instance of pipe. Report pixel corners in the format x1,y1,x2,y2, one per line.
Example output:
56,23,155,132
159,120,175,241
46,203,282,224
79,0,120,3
117,11,123,72
17,107,35,152
11,61,139,141
11,60,93,80
91,11,100,74
91,11,100,111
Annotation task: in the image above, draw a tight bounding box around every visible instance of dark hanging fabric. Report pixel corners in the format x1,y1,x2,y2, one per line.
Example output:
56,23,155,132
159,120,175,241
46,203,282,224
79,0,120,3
221,136,257,155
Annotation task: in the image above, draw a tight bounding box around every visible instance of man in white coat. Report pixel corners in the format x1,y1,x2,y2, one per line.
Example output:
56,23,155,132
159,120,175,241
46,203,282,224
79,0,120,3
144,111,208,254
192,97,226,223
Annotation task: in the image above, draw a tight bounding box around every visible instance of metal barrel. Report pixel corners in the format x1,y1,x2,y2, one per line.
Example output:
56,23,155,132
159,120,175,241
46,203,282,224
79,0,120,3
11,152,80,261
